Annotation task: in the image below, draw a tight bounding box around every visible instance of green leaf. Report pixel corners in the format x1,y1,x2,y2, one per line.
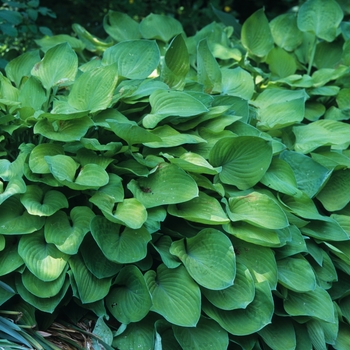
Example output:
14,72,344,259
35,34,85,52
284,286,335,323
168,191,229,225
335,323,350,349
0,177,26,205
277,256,317,292
221,67,254,100
201,261,255,310
266,47,297,78
223,221,282,247
173,317,229,350
15,274,70,313
209,136,273,190
34,117,94,142
106,265,151,324
5,50,41,87
0,197,45,235
93,316,113,347
261,158,301,196
45,206,95,254
28,144,64,174
297,0,343,42
20,185,68,216
100,198,148,229
317,169,350,211
293,120,350,153
280,150,332,198
103,11,141,41
18,76,46,110
197,39,222,93
167,152,221,175
68,64,119,113
270,13,303,51
90,215,151,264
142,89,209,129
81,233,122,279
258,317,296,350
127,162,198,208
69,253,111,304
253,88,308,130
102,40,160,79
145,264,201,327
152,236,181,269
139,13,183,42
232,238,278,289
18,230,69,281
21,267,67,298
202,281,274,336
226,191,288,229
31,42,78,91
161,34,189,89
108,118,161,145
113,316,155,350
169,229,235,290
144,125,207,148
241,9,274,57
0,237,24,276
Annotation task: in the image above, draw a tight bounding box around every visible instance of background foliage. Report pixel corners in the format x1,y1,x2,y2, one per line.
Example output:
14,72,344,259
1,0,350,349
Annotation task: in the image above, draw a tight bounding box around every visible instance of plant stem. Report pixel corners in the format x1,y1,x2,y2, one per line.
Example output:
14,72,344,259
307,36,318,76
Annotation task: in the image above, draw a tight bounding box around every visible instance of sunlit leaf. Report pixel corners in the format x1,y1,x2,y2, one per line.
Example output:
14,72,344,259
297,0,343,42
102,40,160,79
31,42,78,90
241,9,274,57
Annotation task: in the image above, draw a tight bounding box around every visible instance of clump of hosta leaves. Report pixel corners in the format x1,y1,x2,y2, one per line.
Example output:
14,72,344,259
1,0,350,349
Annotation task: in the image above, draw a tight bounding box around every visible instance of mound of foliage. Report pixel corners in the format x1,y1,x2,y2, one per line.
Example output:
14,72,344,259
1,0,350,348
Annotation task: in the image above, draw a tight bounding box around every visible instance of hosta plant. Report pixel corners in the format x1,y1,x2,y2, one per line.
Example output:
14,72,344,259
1,0,350,348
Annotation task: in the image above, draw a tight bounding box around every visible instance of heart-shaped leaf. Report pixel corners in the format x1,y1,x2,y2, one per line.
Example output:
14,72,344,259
21,267,67,298
297,0,343,42
202,280,274,336
90,215,151,263
201,261,255,310
15,274,70,313
145,264,201,327
277,256,317,292
168,191,229,225
197,39,222,93
241,9,274,57
34,117,94,142
20,185,68,217
68,64,119,113
18,230,69,281
45,206,95,254
29,143,64,174
161,34,189,89
284,286,335,323
0,196,45,235
139,13,183,42
103,11,141,41
173,317,229,350
102,40,160,79
31,42,78,91
69,253,111,304
170,228,235,290
142,90,208,128
127,162,198,208
226,191,288,229
209,136,273,190
106,265,151,324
